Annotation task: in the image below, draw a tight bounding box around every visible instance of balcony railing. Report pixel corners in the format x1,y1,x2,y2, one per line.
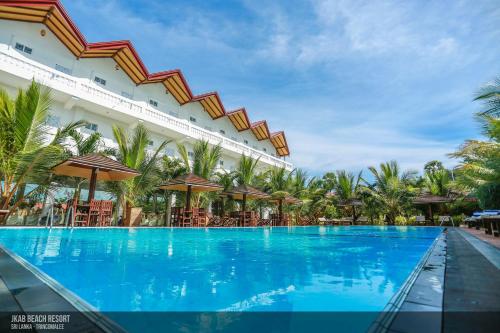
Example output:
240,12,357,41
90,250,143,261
0,46,292,170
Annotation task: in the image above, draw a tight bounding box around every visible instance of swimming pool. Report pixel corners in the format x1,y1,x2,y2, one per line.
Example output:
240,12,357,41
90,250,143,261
0,226,441,332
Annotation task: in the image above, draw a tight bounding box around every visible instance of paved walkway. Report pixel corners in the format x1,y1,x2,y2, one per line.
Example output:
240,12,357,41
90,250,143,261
460,226,500,248
443,229,500,333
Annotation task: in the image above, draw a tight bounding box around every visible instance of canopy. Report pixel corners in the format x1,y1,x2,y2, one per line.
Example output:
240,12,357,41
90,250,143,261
224,184,271,201
159,173,223,192
52,153,140,181
271,195,302,205
413,194,452,204
338,198,363,207
52,153,140,202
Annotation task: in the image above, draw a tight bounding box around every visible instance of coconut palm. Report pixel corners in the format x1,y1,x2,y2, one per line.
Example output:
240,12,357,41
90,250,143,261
63,129,106,202
160,155,188,225
334,170,363,222
474,77,500,117
234,154,259,186
364,161,415,224
111,123,169,222
177,140,222,207
450,115,500,208
264,167,293,223
0,81,83,222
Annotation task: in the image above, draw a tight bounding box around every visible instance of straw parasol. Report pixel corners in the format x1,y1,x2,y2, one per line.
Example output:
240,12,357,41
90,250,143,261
223,184,270,225
413,194,452,223
159,173,223,211
270,194,302,226
52,153,140,202
338,198,363,222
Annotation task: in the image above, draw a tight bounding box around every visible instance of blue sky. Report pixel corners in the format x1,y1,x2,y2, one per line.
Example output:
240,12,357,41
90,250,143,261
61,0,500,175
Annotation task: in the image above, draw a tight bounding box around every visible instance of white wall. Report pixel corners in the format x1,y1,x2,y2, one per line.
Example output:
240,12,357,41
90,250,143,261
0,18,286,165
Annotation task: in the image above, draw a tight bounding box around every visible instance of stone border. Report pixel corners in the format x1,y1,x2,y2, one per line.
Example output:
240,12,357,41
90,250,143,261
368,230,446,333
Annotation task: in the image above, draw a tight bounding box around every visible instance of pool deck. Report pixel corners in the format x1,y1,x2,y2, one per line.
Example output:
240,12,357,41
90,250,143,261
0,227,498,333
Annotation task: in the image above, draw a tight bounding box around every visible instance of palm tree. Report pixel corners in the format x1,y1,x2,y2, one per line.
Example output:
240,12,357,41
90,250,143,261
423,168,451,197
234,154,259,186
364,161,415,225
111,123,169,222
160,156,187,226
264,167,293,224
63,129,105,202
177,140,222,207
474,77,500,117
334,170,362,222
449,115,500,208
0,81,83,222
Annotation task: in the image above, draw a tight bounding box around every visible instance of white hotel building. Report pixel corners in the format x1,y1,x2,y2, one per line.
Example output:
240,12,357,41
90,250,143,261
0,0,292,172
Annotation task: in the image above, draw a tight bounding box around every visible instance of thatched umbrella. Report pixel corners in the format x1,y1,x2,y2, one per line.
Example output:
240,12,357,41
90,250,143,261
271,195,302,226
52,153,140,202
159,173,223,211
338,198,363,222
413,194,452,223
224,185,271,225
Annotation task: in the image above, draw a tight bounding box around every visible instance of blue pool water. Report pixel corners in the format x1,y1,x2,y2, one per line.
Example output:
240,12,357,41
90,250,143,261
0,226,441,332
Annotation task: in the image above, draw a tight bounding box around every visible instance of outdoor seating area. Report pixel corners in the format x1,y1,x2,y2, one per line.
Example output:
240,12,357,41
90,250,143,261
465,210,500,238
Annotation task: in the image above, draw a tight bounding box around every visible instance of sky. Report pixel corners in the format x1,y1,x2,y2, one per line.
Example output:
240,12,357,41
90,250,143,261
61,0,500,176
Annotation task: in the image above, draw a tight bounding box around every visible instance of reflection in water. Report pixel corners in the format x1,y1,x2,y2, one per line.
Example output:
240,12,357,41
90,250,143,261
0,227,441,331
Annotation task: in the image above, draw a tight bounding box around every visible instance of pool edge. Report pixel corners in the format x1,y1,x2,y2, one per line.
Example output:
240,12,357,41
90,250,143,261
368,229,446,333
0,244,127,333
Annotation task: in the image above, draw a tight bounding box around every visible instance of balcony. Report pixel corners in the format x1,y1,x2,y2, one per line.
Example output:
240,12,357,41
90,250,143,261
0,46,292,170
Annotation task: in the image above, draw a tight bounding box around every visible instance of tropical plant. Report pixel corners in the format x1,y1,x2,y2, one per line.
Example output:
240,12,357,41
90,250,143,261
176,140,222,207
450,115,500,208
160,155,187,225
63,129,105,201
234,154,259,186
474,77,500,117
364,161,416,224
0,81,83,222
334,170,363,221
111,124,169,219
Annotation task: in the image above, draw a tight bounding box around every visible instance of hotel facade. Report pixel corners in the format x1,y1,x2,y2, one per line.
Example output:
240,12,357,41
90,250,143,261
0,0,292,173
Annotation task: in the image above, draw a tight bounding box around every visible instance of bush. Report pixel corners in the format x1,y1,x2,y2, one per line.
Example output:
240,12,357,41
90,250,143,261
395,216,409,225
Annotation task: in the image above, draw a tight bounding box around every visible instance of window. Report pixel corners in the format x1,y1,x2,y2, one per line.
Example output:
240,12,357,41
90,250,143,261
244,139,249,145
84,123,98,131
189,116,196,123
94,76,106,86
148,140,154,146
263,148,267,152
121,91,133,99
219,160,224,166
149,99,158,107
219,129,225,135
188,151,194,158
55,64,72,75
15,42,32,55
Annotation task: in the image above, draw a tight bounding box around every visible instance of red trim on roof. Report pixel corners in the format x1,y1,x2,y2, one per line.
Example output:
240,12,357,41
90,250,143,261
227,108,251,129
191,91,226,118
